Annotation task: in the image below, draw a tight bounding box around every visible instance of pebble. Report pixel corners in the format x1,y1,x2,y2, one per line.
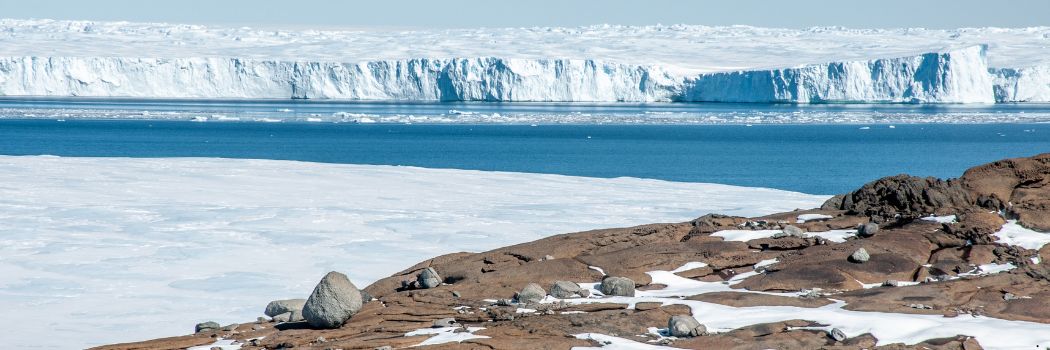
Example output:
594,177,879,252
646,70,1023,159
1004,292,1018,300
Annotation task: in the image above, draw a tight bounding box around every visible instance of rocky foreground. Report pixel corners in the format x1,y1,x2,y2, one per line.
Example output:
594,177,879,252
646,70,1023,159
95,154,1050,350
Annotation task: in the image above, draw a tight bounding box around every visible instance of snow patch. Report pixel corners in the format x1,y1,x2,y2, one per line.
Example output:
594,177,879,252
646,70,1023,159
993,220,1050,250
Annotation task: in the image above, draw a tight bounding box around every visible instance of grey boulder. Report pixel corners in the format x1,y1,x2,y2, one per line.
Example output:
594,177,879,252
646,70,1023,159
272,312,292,323
858,223,879,237
417,267,443,289
550,280,586,298
599,276,635,297
782,225,805,237
302,271,364,329
667,315,706,337
849,248,871,263
829,328,847,341
515,283,547,304
264,298,306,317
195,321,220,333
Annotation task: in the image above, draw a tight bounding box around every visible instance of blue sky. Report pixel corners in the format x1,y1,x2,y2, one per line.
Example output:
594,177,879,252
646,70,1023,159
1,0,1047,29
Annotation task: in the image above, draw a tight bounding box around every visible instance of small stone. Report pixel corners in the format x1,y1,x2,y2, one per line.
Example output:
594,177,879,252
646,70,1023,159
849,248,870,263
858,223,879,237
252,324,264,331
417,267,442,289
515,283,547,304
543,255,555,260
432,317,459,328
1004,292,1018,301
264,299,306,317
302,271,364,329
451,291,461,298
829,328,847,341
315,336,326,343
195,321,220,333
210,347,222,350
550,280,585,298
221,324,238,331
256,317,267,323
771,232,789,239
599,276,636,297
782,225,805,237
496,298,513,306
908,303,933,310
882,280,899,287
272,311,292,323
375,346,393,350
667,315,706,337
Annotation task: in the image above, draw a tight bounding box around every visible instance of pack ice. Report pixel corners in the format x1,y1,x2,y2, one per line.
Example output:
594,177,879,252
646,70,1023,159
0,19,1048,103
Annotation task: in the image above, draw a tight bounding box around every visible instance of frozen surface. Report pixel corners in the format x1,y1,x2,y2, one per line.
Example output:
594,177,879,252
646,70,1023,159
405,326,489,346
1,19,1050,102
993,221,1050,250
0,156,826,349
564,263,1050,349
712,229,857,243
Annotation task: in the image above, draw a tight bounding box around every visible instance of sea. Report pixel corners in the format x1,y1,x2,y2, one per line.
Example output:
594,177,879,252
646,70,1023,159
2,98,1049,194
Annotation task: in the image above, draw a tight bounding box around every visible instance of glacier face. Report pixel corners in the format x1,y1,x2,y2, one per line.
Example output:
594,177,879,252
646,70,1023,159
0,56,683,101
0,19,1049,103
682,45,996,103
0,46,1019,103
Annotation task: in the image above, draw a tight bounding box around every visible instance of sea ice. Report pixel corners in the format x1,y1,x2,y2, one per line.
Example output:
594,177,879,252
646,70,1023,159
0,156,825,349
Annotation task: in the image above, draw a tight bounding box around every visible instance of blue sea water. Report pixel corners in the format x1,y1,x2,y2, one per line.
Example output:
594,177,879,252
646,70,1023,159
0,117,1047,194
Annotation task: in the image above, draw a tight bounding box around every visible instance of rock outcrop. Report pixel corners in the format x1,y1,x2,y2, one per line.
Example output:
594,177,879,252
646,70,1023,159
93,154,1050,350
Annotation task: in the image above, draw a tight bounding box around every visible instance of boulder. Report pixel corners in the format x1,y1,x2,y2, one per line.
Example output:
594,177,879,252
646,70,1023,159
782,225,805,237
194,321,220,333
833,175,973,223
599,276,636,297
272,312,292,323
829,328,847,341
849,248,870,263
417,267,442,289
264,298,306,317
515,283,547,304
667,315,706,337
857,223,879,237
302,271,364,329
289,309,304,322
550,280,586,298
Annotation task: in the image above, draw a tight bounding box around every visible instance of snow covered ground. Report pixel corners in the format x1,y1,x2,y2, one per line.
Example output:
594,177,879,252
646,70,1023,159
0,156,826,349
1,19,1050,102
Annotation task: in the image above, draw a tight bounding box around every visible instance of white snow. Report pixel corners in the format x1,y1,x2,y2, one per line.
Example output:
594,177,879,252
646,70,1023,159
921,215,959,223
187,339,241,350
0,19,1049,102
712,229,857,243
565,263,1050,349
796,213,833,223
405,326,489,346
572,333,669,350
0,156,826,350
992,220,1050,250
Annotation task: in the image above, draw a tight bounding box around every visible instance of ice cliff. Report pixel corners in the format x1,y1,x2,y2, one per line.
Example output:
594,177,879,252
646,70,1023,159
0,45,1043,103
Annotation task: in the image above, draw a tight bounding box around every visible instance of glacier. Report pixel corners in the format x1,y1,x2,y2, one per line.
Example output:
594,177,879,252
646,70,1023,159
1,19,1050,103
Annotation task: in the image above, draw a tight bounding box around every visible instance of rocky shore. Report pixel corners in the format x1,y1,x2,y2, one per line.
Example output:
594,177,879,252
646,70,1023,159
93,153,1050,350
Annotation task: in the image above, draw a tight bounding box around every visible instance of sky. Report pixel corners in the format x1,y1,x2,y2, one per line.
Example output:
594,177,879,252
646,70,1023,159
1,0,1048,29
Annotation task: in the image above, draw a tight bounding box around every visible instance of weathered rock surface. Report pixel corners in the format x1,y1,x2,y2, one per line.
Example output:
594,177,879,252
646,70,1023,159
416,267,443,289
301,271,364,329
